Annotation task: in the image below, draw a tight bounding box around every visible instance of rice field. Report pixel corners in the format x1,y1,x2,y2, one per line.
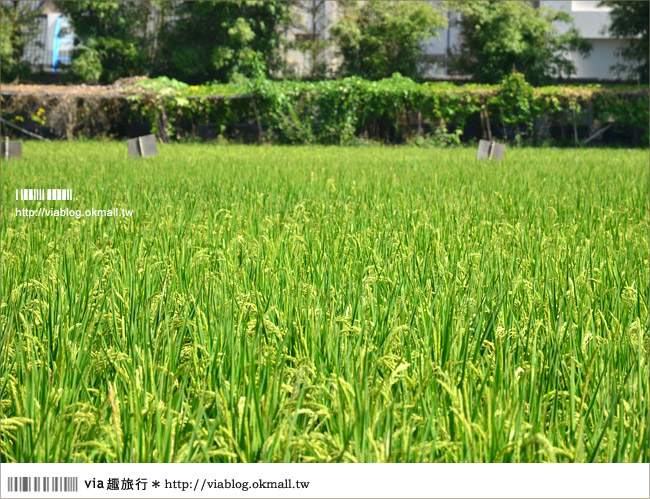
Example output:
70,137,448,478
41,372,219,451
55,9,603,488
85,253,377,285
1,143,648,463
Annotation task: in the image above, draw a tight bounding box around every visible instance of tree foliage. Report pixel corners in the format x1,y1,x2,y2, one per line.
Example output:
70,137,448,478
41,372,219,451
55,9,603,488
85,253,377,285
1,1,41,82
601,1,649,83
157,0,292,84
56,0,164,84
112,74,647,146
58,0,291,84
331,1,446,80
450,1,592,85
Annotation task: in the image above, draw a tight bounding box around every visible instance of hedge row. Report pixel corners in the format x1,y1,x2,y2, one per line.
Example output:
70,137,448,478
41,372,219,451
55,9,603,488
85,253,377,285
1,73,648,145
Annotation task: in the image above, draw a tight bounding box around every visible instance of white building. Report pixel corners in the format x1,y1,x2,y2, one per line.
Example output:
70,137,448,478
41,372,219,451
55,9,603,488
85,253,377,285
539,1,625,81
283,0,342,78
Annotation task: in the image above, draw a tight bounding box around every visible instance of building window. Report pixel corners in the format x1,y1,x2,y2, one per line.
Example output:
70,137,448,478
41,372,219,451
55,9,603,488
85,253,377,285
571,1,612,12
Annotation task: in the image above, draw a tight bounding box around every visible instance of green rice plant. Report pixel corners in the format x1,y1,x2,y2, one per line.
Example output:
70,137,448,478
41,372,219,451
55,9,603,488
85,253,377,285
1,143,648,463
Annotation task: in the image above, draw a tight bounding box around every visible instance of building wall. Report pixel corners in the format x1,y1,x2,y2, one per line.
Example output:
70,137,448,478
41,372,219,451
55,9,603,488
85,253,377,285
543,0,612,38
569,38,628,80
538,1,627,80
283,0,342,78
420,9,461,78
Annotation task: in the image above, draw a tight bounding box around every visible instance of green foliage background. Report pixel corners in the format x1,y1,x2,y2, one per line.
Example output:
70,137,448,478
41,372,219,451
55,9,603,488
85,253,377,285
331,0,447,80
4,73,644,145
57,0,292,84
0,2,41,82
450,1,592,85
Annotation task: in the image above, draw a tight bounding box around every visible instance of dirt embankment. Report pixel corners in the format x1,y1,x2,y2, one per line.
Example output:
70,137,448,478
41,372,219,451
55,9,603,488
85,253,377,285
0,77,149,99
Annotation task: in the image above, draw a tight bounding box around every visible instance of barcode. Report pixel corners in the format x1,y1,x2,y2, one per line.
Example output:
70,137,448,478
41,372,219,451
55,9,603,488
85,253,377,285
16,189,73,201
7,477,78,493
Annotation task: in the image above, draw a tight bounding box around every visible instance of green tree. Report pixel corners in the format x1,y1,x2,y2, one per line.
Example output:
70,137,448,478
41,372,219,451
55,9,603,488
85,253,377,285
331,1,447,80
450,1,591,85
157,1,292,84
1,1,41,82
56,1,166,83
600,1,649,83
